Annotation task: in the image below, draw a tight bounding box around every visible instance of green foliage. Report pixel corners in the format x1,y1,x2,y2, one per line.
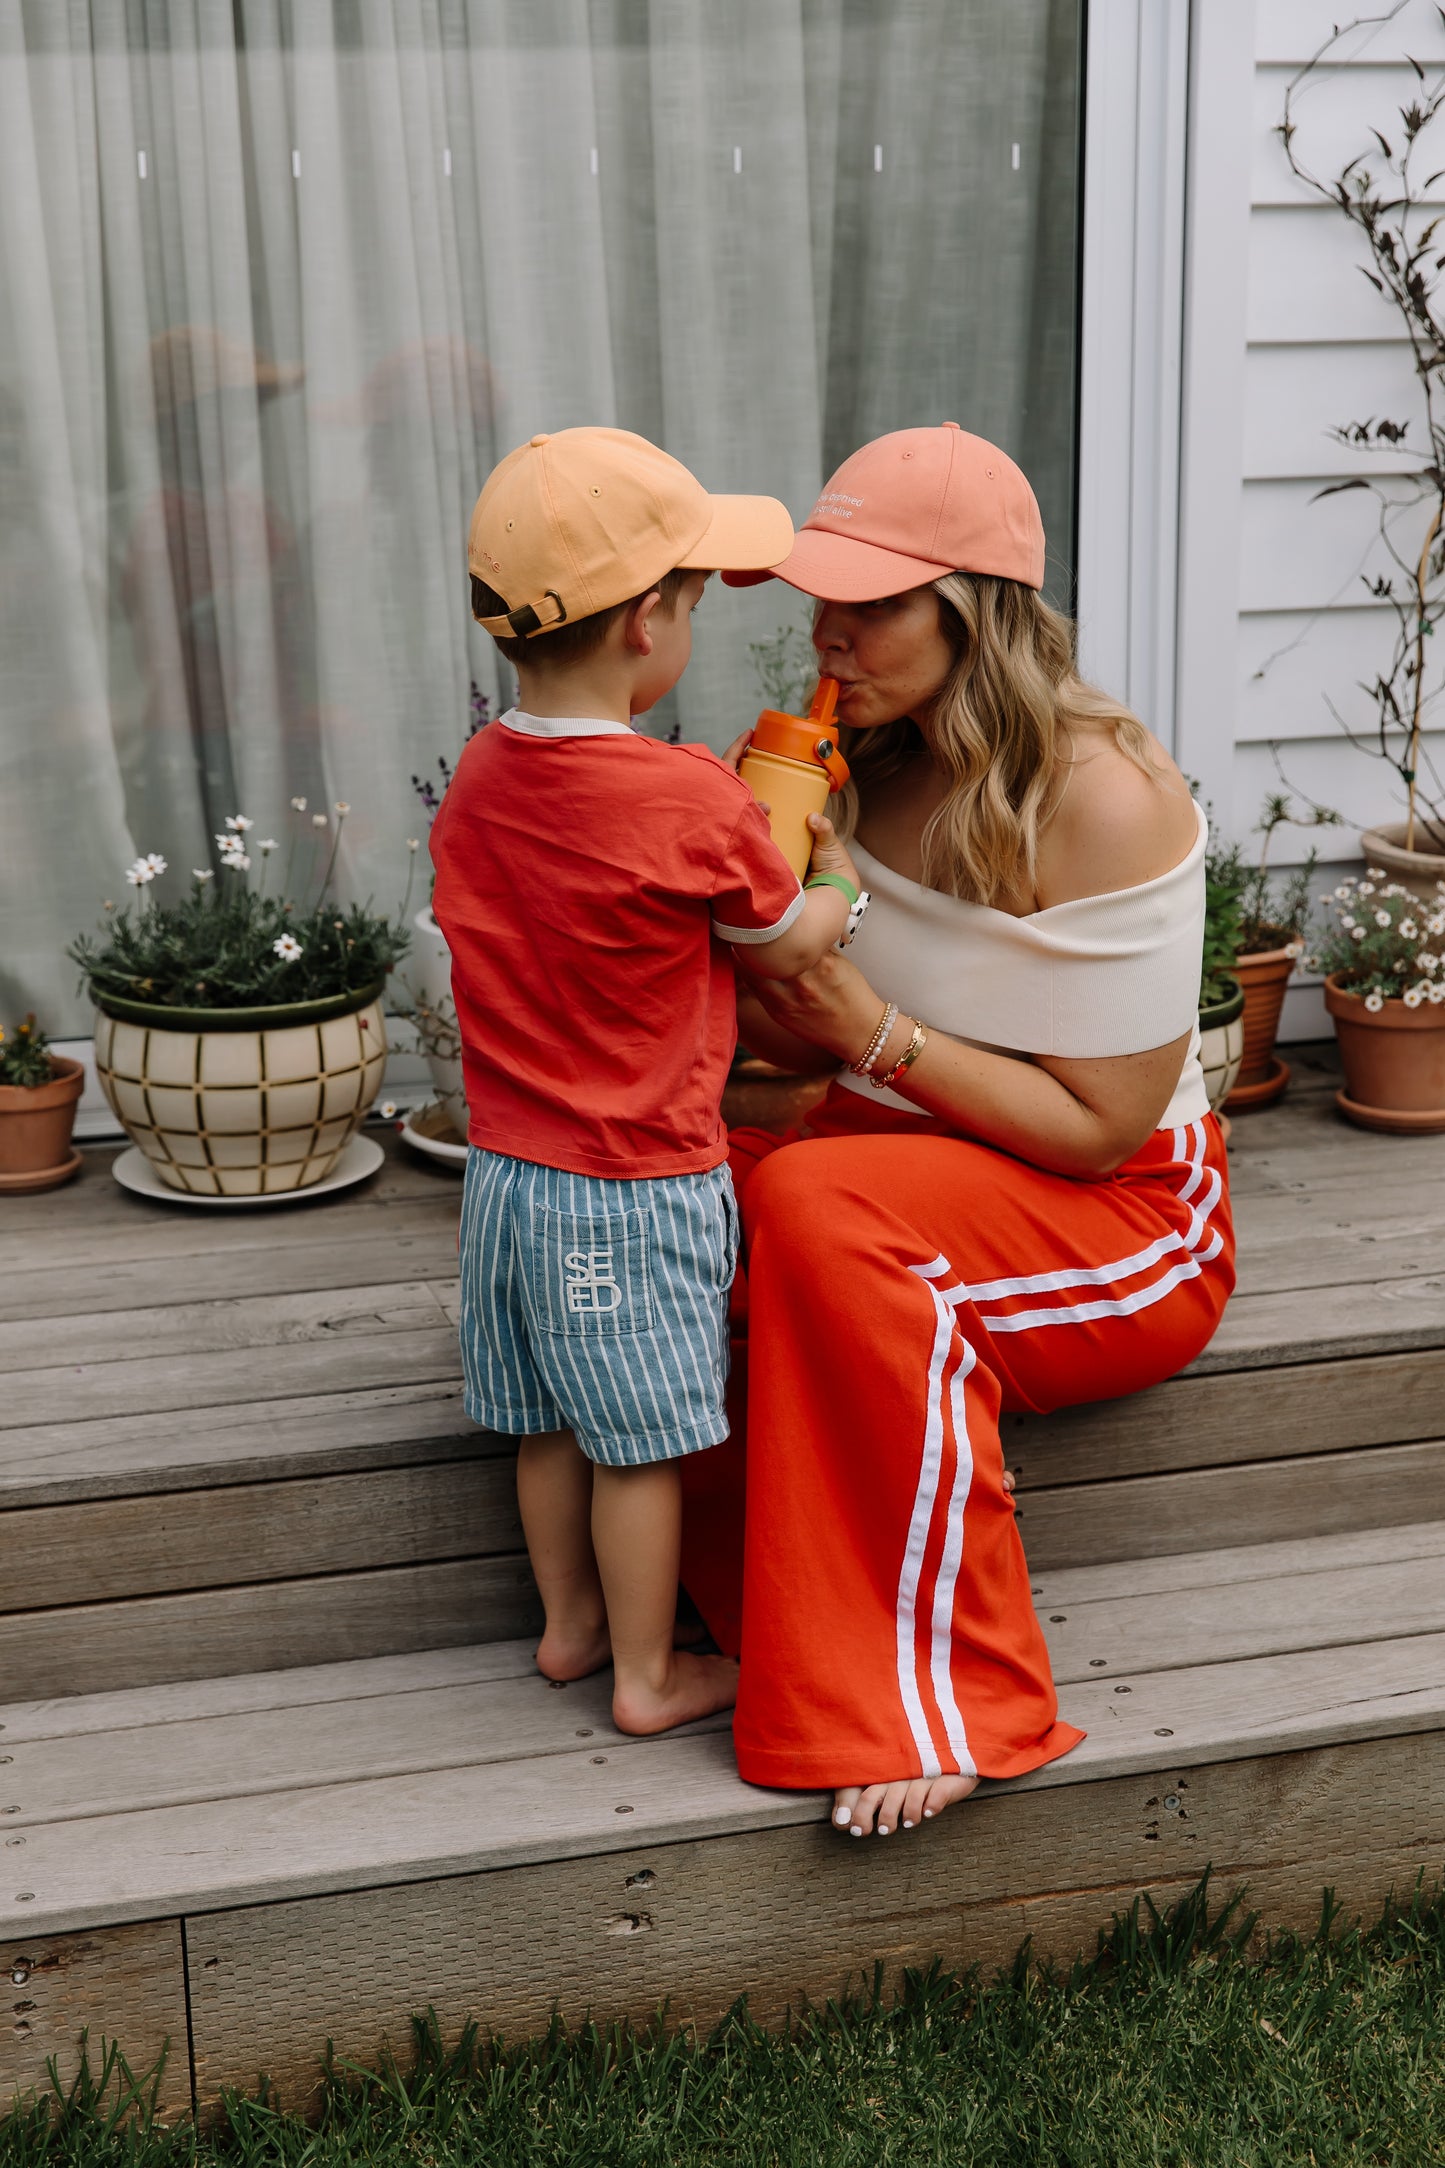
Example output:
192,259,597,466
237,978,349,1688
1197,767,1342,1001
7,1877,1445,2168
748,615,818,717
0,1015,53,1087
1309,868,1445,1007
68,809,411,1012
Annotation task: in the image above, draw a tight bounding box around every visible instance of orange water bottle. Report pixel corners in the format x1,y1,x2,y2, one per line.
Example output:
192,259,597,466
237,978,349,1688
736,677,850,879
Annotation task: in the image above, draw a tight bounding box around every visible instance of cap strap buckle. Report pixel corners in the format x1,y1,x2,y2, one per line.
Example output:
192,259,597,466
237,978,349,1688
475,589,569,639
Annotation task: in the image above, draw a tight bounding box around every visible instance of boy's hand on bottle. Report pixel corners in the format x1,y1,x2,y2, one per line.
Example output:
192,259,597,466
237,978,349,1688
720,729,770,814
807,812,860,894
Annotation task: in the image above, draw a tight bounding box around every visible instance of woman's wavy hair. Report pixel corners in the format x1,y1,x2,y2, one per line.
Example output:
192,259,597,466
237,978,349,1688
833,572,1162,908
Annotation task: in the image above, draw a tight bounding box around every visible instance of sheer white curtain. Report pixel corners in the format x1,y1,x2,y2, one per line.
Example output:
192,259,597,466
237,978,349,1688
1,0,1080,1032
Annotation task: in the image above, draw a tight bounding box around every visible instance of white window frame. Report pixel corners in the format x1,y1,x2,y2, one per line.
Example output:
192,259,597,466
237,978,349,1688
1076,0,1256,821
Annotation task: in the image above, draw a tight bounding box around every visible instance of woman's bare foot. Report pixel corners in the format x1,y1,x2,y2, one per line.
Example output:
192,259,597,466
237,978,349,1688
832,1772,979,1837
612,1650,739,1736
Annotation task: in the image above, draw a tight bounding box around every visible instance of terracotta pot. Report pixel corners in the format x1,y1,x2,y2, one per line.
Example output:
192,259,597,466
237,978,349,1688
1197,977,1245,1114
1224,940,1297,1110
1359,822,1445,906
0,1055,84,1191
93,983,388,1197
1323,973,1445,1134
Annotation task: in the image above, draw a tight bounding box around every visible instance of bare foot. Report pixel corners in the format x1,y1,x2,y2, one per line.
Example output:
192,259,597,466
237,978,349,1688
831,1772,979,1837
612,1650,740,1736
536,1619,612,1682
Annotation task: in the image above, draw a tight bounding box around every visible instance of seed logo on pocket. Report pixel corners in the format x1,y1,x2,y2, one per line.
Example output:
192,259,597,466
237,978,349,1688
564,1247,623,1315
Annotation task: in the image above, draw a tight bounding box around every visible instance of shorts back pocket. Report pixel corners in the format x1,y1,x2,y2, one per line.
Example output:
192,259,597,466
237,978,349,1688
529,1203,655,1337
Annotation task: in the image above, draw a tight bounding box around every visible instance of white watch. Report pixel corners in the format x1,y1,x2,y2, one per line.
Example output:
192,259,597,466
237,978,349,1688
837,888,871,947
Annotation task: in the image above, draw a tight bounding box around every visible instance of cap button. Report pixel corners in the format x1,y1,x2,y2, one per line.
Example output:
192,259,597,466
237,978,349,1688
529,433,550,447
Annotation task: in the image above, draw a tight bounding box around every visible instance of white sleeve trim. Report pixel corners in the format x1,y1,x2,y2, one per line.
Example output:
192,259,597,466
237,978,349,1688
712,884,806,946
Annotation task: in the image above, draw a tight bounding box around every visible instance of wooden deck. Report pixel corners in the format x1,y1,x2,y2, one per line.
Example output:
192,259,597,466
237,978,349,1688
2,1040,1444,2120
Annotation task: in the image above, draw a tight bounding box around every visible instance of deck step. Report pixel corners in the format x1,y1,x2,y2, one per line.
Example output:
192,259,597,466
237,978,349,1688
4,1517,1445,2116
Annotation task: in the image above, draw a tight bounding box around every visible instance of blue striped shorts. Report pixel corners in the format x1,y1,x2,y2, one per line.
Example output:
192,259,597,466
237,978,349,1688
457,1149,739,1467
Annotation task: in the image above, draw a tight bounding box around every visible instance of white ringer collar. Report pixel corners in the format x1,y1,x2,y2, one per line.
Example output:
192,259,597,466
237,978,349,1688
500,707,633,739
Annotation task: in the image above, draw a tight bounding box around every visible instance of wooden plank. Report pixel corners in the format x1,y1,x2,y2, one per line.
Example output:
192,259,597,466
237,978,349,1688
1228,1182,1445,1297
9,1536,1443,1833
0,1461,521,1613
0,1324,463,1429
1031,1518,1445,1607
1017,1435,1445,1570
184,1729,1445,2111
1006,1348,1445,1491
0,1642,537,1746
1,1222,460,1323
0,1280,459,1378
1187,1278,1445,1373
9,1627,1445,1936
0,1555,541,1703
0,1198,457,1290
0,1383,484,1510
0,1918,191,2121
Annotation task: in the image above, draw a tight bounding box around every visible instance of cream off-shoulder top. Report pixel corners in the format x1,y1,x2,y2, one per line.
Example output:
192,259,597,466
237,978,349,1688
838,801,1210,1128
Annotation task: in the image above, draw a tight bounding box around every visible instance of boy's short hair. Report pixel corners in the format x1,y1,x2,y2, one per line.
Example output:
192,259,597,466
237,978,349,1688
471,568,692,668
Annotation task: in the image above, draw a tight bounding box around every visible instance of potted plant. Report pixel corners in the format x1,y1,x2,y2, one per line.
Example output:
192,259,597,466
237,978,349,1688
0,1015,84,1193
1309,867,1445,1132
1223,769,1343,1111
70,805,409,1197
1281,42,1445,895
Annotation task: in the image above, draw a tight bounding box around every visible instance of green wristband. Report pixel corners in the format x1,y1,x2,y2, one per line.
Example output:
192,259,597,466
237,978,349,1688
804,872,859,906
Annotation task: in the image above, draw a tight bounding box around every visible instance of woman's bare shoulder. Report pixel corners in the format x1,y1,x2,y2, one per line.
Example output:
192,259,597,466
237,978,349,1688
1036,728,1199,908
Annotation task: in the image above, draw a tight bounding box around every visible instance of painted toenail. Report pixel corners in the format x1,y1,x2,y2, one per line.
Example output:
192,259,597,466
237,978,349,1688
923,1809,935,1818
902,1819,914,1829
834,1807,851,1825
877,1824,890,1835
850,1825,863,1837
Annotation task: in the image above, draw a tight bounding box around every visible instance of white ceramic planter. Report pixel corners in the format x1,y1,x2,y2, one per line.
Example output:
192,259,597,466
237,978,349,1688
1359,822,1445,906
1198,978,1246,1114
408,906,467,1137
94,987,388,1197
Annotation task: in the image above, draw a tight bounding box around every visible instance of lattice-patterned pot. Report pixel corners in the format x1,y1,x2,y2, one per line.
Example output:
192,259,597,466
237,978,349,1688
93,984,388,1197
1198,977,1246,1114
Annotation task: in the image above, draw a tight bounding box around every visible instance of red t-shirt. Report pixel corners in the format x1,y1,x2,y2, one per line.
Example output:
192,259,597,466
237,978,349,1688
429,712,804,1178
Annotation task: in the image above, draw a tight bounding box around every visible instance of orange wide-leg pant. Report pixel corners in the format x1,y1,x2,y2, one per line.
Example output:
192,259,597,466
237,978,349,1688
681,1086,1235,1791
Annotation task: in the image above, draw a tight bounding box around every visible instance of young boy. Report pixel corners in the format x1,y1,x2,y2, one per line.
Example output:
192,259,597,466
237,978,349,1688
431,426,862,1736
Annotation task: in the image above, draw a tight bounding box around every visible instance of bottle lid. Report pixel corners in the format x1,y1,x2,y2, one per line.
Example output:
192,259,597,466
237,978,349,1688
748,679,849,789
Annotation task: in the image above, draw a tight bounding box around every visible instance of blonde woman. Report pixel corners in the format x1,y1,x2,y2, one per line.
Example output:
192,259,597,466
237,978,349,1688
682,425,1235,1841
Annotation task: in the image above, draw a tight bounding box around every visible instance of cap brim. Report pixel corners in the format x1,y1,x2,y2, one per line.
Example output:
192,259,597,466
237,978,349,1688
721,525,952,601
677,493,795,573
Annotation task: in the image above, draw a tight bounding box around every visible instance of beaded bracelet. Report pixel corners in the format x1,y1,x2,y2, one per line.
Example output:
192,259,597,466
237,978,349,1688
872,1020,927,1091
850,1000,897,1077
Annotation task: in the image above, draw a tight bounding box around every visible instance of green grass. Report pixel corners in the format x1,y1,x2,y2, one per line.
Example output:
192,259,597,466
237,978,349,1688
6,1877,1445,2168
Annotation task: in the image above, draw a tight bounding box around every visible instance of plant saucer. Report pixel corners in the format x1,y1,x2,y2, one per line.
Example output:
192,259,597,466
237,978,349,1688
111,1133,384,1207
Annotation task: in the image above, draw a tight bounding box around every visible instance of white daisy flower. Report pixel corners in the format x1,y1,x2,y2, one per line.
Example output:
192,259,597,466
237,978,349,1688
290,796,308,812
1401,919,1419,940
222,851,252,872
380,1100,398,1119
193,868,213,882
257,839,278,853
1359,880,1376,897
335,800,351,817
142,852,167,875
1432,982,1445,1004
407,837,420,852
1428,914,1445,936
1404,984,1426,1007
225,814,254,832
1375,910,1392,928
124,861,154,885
272,933,303,961
312,813,328,828
1332,883,1353,900
1367,867,1387,881
1364,990,1385,1011
1351,924,1367,941
1340,913,1356,930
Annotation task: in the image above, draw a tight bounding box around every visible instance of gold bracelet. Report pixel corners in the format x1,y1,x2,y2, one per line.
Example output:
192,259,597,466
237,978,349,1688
872,1020,927,1091
850,1000,897,1076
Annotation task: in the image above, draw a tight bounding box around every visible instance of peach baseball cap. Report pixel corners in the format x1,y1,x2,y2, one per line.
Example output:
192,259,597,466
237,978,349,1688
470,426,794,639
724,423,1045,600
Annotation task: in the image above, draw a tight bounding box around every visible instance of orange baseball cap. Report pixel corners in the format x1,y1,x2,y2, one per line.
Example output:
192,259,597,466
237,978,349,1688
470,426,795,639
724,423,1045,600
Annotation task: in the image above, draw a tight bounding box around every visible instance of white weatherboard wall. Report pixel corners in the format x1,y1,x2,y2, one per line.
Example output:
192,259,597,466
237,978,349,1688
1229,0,1445,1036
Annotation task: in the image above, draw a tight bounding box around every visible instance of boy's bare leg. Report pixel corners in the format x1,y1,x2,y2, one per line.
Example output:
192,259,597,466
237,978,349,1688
592,1459,738,1735
516,1429,611,1681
